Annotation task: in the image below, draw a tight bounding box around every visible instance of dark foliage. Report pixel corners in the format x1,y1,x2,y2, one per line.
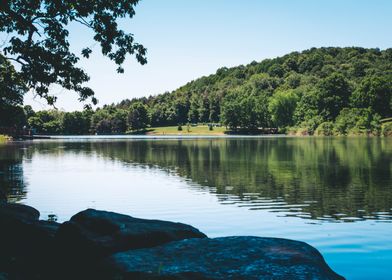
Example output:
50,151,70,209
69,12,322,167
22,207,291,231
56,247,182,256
0,0,146,106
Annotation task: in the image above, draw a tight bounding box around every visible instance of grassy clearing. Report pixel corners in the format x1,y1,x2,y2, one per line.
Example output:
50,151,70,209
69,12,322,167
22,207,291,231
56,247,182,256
136,125,227,135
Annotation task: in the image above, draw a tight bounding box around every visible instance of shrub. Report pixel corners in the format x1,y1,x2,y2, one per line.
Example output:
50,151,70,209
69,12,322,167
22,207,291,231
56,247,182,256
381,122,392,137
177,125,182,131
287,126,311,136
347,127,368,136
296,116,323,135
335,108,381,135
315,122,335,136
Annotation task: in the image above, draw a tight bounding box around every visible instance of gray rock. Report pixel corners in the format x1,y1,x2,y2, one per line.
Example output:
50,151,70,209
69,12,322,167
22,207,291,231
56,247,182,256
105,236,344,280
56,209,207,257
54,209,207,279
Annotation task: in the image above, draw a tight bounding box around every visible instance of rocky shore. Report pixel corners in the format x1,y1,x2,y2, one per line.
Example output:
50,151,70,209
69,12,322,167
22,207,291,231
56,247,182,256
0,203,344,279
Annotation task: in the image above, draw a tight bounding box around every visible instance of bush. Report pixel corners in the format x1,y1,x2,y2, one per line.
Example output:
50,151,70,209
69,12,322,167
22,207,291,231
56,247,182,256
347,126,368,136
177,125,182,131
295,116,323,135
286,126,311,136
315,122,335,136
335,108,381,135
381,122,392,137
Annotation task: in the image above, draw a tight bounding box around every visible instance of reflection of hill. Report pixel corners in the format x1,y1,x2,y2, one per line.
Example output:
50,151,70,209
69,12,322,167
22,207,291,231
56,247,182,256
88,138,392,222
1,138,391,222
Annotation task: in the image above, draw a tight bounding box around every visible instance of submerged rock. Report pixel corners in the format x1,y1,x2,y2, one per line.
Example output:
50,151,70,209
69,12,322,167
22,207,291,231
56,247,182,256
105,236,344,280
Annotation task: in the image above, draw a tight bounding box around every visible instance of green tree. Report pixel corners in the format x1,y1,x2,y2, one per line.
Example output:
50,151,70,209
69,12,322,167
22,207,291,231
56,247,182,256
111,109,128,134
62,111,91,135
90,109,114,134
1,0,147,105
28,110,63,134
0,55,27,128
334,108,380,135
188,95,199,123
23,105,35,119
269,90,299,128
351,75,392,117
220,91,242,130
317,73,351,120
128,102,149,131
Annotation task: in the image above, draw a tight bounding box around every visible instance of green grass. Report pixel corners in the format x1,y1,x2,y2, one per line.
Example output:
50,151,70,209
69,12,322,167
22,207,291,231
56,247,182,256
134,125,227,135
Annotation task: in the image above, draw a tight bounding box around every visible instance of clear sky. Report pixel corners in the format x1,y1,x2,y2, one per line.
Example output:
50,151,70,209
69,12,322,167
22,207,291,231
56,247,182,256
25,0,392,111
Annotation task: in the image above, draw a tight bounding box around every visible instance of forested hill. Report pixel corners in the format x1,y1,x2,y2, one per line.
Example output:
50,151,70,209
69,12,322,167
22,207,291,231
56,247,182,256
12,47,392,136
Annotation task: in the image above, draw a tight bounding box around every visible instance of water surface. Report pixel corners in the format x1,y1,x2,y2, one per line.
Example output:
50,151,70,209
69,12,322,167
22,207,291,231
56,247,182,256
0,137,391,279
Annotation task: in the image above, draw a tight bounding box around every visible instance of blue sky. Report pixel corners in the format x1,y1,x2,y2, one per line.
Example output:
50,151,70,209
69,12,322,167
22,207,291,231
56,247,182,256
25,0,392,111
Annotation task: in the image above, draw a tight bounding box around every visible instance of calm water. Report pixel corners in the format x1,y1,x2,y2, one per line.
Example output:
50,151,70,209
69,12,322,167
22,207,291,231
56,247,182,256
0,137,391,279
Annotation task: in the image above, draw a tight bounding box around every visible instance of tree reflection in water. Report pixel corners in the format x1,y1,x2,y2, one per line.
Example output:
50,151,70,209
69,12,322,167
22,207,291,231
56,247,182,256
0,144,28,203
0,137,391,222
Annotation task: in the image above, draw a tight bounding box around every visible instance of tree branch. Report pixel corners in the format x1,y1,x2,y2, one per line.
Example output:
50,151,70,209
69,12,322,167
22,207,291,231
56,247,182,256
4,56,27,66
74,17,93,29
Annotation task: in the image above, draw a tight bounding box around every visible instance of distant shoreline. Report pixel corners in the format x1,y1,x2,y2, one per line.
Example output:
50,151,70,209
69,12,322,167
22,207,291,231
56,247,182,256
4,125,391,141
6,134,391,142
26,134,287,140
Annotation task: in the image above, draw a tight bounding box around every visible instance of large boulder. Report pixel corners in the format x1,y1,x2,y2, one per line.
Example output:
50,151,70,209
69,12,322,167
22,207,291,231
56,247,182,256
56,209,207,257
0,204,59,278
54,209,207,278
0,190,7,204
0,203,40,222
104,236,344,280
0,205,344,280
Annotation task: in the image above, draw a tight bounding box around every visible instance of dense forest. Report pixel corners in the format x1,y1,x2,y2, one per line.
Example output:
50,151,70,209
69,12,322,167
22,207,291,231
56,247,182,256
2,47,392,136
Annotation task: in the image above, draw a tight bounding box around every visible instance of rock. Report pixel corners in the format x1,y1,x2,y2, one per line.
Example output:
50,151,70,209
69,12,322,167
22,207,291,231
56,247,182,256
0,205,344,280
0,190,6,204
0,203,40,222
54,209,207,279
0,203,43,255
105,236,344,280
56,209,207,257
0,203,60,278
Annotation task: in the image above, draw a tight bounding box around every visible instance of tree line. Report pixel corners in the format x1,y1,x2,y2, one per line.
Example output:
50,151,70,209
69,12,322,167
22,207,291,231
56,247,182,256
2,47,392,136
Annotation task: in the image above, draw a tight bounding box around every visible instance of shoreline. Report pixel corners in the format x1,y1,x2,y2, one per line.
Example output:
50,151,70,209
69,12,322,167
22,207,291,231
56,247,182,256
6,133,392,140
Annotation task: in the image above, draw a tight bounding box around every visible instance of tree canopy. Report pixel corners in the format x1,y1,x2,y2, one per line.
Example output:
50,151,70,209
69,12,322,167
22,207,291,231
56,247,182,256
4,47,392,136
0,0,147,106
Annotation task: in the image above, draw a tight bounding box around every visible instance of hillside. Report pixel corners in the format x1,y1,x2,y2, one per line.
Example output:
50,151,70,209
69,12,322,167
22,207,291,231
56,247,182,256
13,47,392,136
116,46,392,135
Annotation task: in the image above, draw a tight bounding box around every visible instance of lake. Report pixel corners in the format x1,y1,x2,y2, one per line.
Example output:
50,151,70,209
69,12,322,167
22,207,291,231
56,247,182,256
0,136,391,279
